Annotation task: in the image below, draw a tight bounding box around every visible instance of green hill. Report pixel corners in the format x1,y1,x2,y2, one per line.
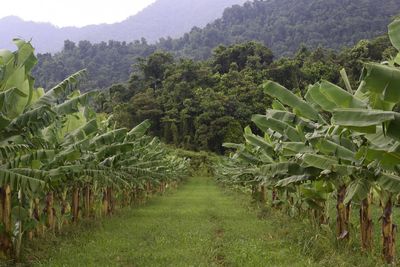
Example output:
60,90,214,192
32,0,400,90
169,0,400,58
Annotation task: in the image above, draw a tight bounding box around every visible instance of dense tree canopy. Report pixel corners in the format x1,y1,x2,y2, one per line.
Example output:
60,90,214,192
95,38,396,153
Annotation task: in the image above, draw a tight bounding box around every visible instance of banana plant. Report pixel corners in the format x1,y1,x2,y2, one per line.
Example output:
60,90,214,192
0,39,47,258
325,19,400,263
215,18,400,264
259,81,356,236
0,40,190,260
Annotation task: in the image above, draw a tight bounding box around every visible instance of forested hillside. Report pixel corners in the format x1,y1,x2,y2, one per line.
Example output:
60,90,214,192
173,0,400,58
32,0,400,90
0,0,246,53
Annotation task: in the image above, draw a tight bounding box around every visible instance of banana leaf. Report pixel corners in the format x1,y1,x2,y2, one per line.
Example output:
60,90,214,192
389,19,400,51
263,81,320,121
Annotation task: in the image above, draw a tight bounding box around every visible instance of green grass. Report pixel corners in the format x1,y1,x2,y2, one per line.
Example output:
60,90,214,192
21,177,394,266
24,177,315,267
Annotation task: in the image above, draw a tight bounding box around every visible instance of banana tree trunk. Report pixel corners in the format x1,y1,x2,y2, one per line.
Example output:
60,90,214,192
336,185,349,240
260,185,266,204
272,189,279,207
28,198,40,240
360,194,373,251
0,185,13,258
71,187,80,223
158,183,161,193
107,187,114,214
131,188,137,206
14,190,25,260
60,189,69,229
147,182,152,197
123,190,130,207
28,199,34,241
61,191,66,216
45,192,55,230
313,204,328,225
102,189,109,216
83,186,91,218
286,191,294,207
33,198,43,237
251,185,257,201
163,182,167,193
135,187,145,205
382,197,395,264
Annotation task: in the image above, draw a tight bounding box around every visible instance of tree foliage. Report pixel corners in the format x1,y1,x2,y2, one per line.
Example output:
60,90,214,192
96,38,395,153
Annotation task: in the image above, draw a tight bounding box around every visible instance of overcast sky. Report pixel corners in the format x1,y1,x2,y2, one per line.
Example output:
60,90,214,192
0,0,156,27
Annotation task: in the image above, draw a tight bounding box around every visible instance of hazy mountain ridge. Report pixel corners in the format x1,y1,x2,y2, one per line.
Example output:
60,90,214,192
0,0,247,53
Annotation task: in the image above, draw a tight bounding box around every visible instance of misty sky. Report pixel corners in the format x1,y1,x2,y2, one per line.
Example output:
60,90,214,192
0,0,156,27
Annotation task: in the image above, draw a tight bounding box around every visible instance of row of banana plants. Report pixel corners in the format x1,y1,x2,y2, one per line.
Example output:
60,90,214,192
215,19,400,264
0,40,189,260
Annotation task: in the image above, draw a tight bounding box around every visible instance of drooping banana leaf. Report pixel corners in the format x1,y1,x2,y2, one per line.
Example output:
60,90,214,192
276,174,314,187
281,142,313,155
302,154,337,170
332,108,397,128
259,162,303,178
305,83,336,112
55,91,97,115
5,149,56,169
363,147,400,171
244,133,275,156
96,142,138,160
91,128,128,147
62,119,98,146
33,70,87,107
252,114,304,142
263,81,320,121
314,138,357,162
0,144,29,159
265,109,317,130
344,178,372,204
378,172,400,193
11,39,37,73
0,169,45,191
4,106,56,137
126,119,151,140
318,80,366,109
359,63,400,104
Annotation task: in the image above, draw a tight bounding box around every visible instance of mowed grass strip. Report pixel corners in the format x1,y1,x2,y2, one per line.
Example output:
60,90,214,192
28,177,314,267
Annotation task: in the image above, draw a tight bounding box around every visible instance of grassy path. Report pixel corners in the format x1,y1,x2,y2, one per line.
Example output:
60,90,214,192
31,177,315,266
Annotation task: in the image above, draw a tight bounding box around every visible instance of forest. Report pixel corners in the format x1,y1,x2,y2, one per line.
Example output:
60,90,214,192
94,36,396,153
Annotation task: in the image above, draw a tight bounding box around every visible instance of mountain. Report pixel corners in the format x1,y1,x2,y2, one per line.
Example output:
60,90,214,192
0,0,247,53
169,0,400,58
32,0,400,90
